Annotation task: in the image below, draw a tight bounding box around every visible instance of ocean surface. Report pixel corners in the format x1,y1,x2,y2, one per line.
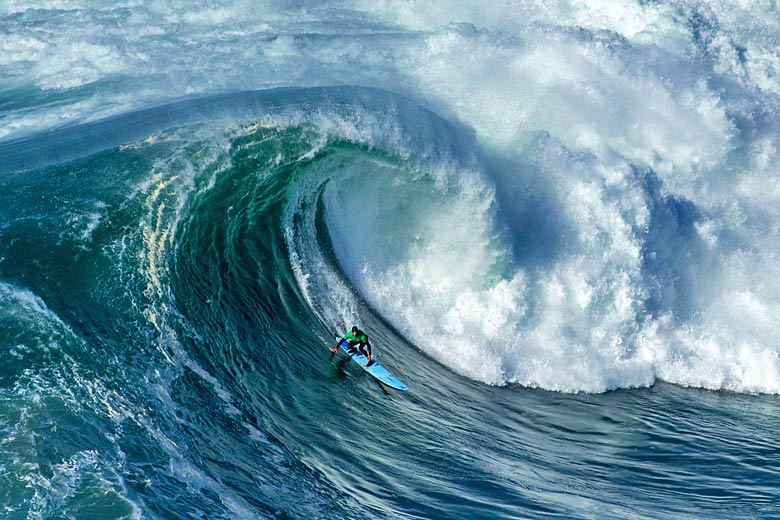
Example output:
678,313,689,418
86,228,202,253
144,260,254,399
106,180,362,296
2,2,780,519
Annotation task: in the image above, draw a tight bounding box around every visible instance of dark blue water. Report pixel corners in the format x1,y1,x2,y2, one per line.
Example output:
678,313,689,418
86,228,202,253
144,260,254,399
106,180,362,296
3,3,780,519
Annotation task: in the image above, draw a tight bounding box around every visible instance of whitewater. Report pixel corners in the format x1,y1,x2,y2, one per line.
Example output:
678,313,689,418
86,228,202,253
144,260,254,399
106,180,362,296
1,1,779,519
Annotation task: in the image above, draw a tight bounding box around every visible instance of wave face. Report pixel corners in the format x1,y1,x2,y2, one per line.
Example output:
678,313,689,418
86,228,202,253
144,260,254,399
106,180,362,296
2,2,780,519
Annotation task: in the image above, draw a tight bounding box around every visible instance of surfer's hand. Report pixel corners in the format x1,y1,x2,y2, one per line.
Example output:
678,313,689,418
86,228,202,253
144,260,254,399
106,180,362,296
330,347,337,353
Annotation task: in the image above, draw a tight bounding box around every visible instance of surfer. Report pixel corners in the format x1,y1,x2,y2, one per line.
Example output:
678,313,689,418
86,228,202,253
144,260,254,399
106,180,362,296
331,325,373,365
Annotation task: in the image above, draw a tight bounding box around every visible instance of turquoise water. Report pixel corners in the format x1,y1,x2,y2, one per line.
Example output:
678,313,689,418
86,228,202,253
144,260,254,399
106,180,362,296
2,3,780,519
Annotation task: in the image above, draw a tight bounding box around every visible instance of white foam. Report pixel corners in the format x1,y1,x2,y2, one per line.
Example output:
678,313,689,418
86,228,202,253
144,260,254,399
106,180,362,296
327,162,654,392
0,282,73,341
319,119,780,392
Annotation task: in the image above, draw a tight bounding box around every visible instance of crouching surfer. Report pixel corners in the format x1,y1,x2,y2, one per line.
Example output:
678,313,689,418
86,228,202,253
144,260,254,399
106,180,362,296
331,325,373,365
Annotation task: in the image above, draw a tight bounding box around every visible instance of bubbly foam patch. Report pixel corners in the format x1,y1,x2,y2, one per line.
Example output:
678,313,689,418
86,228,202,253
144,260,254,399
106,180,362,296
323,125,780,393
0,282,143,517
322,141,655,392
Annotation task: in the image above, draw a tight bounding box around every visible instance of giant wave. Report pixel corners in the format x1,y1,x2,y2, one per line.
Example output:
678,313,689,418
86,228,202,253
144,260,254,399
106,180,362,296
2,2,780,519
4,2,780,394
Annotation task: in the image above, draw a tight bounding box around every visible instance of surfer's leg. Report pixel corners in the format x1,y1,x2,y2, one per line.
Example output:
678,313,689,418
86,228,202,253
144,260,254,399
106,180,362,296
359,341,373,365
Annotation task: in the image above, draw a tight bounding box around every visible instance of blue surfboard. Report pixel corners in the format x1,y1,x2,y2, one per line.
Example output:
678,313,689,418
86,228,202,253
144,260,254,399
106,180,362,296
334,338,408,391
